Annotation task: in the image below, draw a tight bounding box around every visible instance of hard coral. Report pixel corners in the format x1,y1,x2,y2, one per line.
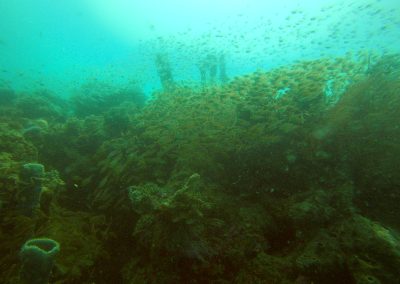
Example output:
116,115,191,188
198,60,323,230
128,174,219,261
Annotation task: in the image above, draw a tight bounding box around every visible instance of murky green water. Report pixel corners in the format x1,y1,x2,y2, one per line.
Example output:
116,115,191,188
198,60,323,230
1,1,400,283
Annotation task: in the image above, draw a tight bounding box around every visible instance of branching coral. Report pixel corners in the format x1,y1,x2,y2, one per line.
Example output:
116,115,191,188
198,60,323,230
128,174,222,262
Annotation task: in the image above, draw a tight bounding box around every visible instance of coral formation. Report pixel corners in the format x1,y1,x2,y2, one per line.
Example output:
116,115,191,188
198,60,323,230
0,54,399,283
70,81,146,117
128,174,220,261
0,83,16,105
15,89,66,121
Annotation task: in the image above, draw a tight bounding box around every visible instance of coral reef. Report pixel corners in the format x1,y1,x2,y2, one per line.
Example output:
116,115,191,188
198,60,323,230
15,89,66,122
70,81,146,117
128,174,220,261
0,83,16,105
0,54,399,283
0,123,38,162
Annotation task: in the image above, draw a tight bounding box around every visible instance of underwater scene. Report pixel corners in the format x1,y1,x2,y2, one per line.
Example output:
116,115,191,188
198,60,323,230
1,0,400,283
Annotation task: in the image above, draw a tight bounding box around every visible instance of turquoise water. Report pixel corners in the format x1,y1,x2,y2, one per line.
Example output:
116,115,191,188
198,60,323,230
1,1,400,283
1,0,399,95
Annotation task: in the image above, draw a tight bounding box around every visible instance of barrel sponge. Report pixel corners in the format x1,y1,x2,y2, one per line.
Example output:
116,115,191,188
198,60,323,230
19,238,60,284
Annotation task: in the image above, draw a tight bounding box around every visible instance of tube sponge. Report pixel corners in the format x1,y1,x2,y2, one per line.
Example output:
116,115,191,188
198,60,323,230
18,163,45,216
19,238,60,284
